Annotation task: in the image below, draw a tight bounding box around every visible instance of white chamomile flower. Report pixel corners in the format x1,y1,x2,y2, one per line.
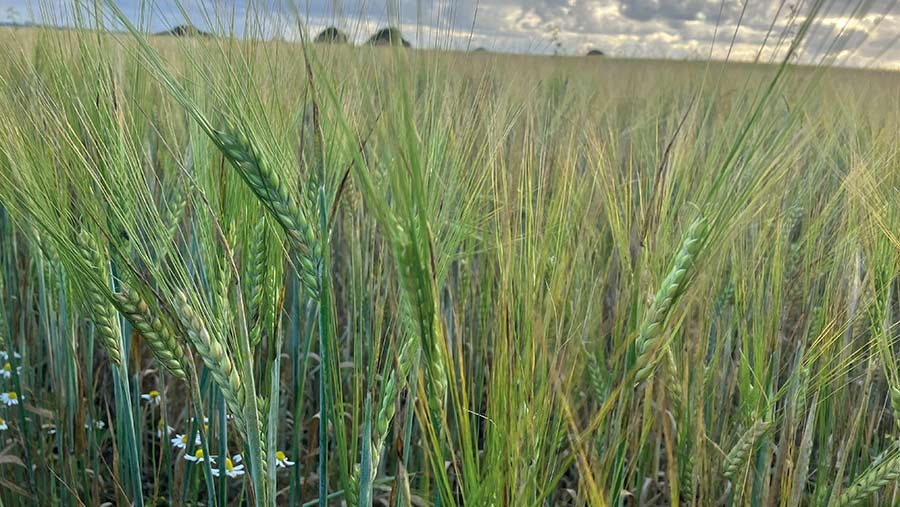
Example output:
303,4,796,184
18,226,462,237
172,430,203,448
0,391,20,406
275,450,294,468
141,390,161,405
0,417,7,431
171,433,189,449
42,423,57,435
157,420,174,439
211,456,245,478
184,448,214,464
1,362,21,379
85,420,105,430
0,351,21,362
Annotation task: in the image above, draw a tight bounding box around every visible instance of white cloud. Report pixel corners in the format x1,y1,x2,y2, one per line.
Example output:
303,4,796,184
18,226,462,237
0,0,897,68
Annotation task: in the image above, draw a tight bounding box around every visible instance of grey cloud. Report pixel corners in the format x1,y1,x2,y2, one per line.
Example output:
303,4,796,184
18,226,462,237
618,0,742,24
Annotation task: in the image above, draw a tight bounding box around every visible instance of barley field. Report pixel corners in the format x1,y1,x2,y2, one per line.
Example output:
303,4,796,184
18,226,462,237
0,2,899,506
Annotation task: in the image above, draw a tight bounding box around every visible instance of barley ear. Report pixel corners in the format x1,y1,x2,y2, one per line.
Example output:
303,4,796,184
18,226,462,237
75,230,123,367
256,394,270,478
634,217,708,383
833,453,900,507
723,419,773,479
166,179,188,243
256,395,269,440
212,127,320,296
394,232,448,414
345,328,418,506
586,353,608,402
664,349,683,415
174,291,246,435
889,387,900,432
248,217,269,347
113,286,188,380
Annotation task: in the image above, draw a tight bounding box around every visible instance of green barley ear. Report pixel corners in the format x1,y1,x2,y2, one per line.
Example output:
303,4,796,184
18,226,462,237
256,395,269,436
833,453,900,507
723,419,773,479
248,217,269,347
634,216,708,383
395,232,448,412
212,127,320,296
256,394,270,474
888,388,900,432
374,337,417,446
347,333,418,507
75,230,123,367
113,286,188,380
664,348,683,415
174,291,246,434
586,353,606,400
165,178,189,243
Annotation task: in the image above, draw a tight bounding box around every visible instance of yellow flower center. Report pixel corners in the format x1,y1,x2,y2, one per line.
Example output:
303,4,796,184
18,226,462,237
275,451,287,461
3,363,10,372
148,390,159,398
180,435,188,444
0,417,5,424
7,392,16,400
225,457,234,471
194,449,204,459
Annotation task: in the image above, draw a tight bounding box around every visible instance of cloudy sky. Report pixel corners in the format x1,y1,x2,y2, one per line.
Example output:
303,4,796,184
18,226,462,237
1,0,898,69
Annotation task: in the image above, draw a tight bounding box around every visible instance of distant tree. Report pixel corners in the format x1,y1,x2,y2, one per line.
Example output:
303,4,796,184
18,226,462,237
155,25,211,38
367,27,410,47
5,7,20,25
315,26,349,44
471,47,489,53
586,49,605,56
